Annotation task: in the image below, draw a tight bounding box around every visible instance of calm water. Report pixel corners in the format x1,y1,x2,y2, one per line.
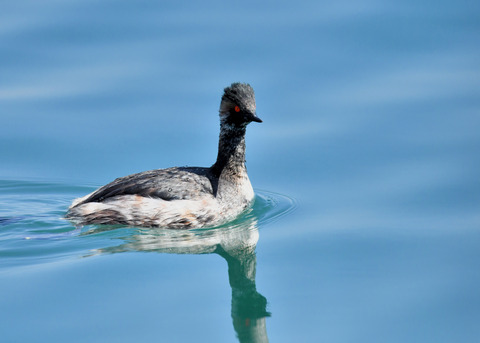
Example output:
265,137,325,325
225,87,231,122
1,0,479,342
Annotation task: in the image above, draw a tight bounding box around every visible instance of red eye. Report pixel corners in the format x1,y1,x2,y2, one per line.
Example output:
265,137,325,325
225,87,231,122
234,106,240,112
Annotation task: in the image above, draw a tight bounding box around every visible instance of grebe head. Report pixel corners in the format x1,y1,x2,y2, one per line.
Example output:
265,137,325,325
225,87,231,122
219,83,262,126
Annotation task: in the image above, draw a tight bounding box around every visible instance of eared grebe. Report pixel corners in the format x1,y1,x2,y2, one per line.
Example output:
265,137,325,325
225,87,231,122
66,83,262,229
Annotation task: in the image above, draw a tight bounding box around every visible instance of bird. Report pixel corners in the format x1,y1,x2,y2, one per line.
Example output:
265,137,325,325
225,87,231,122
65,82,262,229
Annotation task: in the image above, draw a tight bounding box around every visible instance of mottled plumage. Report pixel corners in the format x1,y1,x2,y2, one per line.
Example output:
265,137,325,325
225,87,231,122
77,167,216,203
66,83,262,229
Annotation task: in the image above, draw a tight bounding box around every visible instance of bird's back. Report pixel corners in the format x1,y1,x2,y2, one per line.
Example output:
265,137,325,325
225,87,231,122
71,167,216,208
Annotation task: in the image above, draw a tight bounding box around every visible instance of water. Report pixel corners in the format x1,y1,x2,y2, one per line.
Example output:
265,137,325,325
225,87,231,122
1,0,479,342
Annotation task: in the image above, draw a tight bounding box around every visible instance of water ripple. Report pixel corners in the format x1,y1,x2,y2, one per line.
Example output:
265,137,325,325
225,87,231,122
0,180,294,269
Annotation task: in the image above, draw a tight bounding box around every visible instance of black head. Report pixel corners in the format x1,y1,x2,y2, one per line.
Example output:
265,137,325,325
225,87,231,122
220,83,262,126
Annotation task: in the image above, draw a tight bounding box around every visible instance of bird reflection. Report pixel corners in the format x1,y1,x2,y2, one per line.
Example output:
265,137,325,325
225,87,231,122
85,218,270,343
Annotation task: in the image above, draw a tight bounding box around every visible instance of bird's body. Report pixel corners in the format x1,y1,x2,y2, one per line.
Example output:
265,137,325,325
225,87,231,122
66,83,261,229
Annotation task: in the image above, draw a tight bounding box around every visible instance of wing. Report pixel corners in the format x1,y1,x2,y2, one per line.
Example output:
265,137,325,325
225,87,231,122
75,167,216,206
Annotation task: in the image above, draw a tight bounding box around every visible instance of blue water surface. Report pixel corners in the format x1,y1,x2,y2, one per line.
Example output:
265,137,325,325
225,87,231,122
1,0,479,342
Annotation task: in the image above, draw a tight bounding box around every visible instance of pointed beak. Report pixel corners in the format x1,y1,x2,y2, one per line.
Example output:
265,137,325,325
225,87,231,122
247,111,263,123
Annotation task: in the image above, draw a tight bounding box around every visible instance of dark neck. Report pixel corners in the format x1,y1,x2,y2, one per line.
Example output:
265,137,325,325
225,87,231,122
211,122,247,178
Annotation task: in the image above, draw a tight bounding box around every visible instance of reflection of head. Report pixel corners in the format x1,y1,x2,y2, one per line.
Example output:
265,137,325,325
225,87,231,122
217,244,270,343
